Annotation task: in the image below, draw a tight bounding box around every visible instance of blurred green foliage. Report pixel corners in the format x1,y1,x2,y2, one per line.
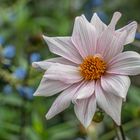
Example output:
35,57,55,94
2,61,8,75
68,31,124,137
0,0,140,140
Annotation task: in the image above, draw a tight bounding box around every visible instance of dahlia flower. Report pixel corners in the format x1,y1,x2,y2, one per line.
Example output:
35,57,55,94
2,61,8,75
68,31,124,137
33,12,139,128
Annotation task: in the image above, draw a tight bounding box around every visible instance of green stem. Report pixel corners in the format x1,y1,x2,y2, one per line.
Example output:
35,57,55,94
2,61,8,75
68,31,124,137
114,122,126,140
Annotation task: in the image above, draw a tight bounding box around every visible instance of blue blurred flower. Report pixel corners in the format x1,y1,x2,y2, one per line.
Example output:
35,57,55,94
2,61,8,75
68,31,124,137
17,86,34,100
135,33,140,40
3,85,13,94
13,67,27,80
24,87,34,100
91,0,103,6
17,86,24,96
97,11,108,23
84,0,104,20
3,45,16,59
30,52,41,63
0,36,5,45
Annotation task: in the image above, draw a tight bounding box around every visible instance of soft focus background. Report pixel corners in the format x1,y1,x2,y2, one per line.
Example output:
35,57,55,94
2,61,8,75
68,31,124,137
0,0,140,140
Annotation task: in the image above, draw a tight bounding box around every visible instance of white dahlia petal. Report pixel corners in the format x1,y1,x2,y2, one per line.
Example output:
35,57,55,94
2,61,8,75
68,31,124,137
34,77,71,97
43,36,82,64
107,51,140,75
116,21,137,45
97,29,127,61
33,11,139,128
46,82,83,119
32,57,78,70
108,12,122,30
90,13,107,36
96,80,122,125
44,63,83,84
101,74,130,99
74,94,96,128
73,80,95,101
72,15,97,58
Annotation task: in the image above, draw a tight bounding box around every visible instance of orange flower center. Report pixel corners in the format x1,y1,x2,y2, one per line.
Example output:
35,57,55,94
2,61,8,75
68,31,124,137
79,56,106,80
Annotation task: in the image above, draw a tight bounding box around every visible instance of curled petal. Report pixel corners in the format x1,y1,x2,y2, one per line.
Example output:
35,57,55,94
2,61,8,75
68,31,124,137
101,74,130,99
116,21,137,45
107,51,140,75
43,36,82,64
74,94,96,128
95,80,122,125
108,12,122,30
96,12,123,61
72,15,97,58
44,63,83,84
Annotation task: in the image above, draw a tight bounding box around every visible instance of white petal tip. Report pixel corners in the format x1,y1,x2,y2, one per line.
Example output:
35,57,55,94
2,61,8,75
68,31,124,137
128,21,138,29
75,15,86,22
42,35,50,42
42,35,46,39
109,11,122,29
33,93,38,96
114,11,122,17
81,14,86,18
32,62,37,68
93,13,98,16
91,13,101,21
133,21,138,25
33,92,40,96
82,123,90,129
116,122,121,126
112,12,122,21
114,119,121,126
75,16,81,22
45,114,51,120
132,21,138,28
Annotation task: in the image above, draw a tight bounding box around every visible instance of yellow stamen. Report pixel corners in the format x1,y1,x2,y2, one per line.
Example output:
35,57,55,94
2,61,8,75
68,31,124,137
79,56,106,80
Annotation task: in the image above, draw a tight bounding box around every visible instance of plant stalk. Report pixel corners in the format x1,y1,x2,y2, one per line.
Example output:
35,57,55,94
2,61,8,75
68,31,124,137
114,122,126,140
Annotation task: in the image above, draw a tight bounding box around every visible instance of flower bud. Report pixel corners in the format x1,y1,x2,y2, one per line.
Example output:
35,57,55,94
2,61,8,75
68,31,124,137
92,110,104,123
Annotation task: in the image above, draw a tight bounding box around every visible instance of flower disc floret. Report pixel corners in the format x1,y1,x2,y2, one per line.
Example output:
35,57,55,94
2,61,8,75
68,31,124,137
80,56,106,80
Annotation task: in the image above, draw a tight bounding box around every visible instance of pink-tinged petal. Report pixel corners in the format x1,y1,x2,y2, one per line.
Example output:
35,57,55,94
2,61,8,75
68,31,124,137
97,28,127,61
95,80,122,125
107,51,140,75
43,36,82,64
73,80,95,101
116,21,137,45
108,12,122,30
74,94,96,128
96,12,126,61
32,60,52,70
32,57,77,70
43,57,78,66
33,77,71,96
46,82,83,119
44,63,83,84
72,15,97,58
90,13,107,36
101,74,130,99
